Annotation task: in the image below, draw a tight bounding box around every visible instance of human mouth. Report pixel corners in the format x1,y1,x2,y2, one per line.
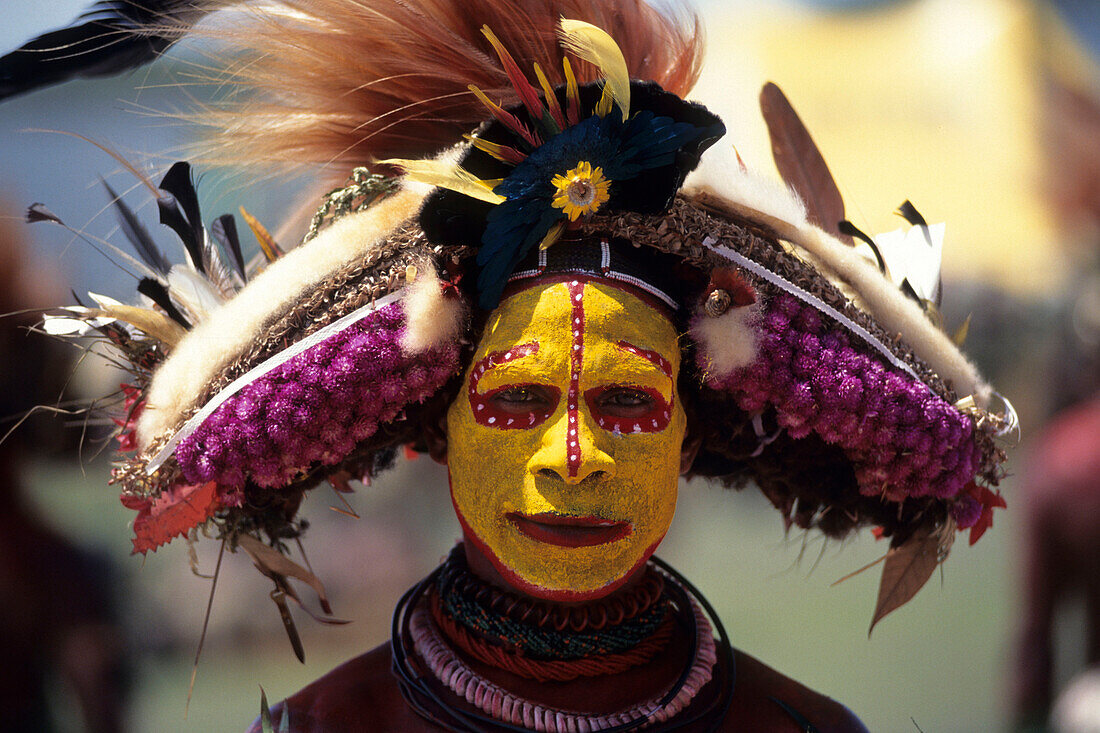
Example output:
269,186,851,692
508,512,632,548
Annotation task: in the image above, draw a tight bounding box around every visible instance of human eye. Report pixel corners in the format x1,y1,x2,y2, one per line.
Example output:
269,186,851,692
595,387,656,418
488,385,557,413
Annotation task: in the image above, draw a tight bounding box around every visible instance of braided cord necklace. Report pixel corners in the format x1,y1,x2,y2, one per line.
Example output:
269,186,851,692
429,545,673,680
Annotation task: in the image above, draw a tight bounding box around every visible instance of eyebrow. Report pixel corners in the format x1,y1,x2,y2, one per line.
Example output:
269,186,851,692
615,340,673,379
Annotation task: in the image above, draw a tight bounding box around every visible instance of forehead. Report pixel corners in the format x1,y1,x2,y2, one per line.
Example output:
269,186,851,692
476,280,680,363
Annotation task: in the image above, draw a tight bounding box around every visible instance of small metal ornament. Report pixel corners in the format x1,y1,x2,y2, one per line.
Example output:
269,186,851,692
704,288,732,317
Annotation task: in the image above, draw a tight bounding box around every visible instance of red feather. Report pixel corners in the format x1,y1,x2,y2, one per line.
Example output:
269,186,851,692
481,26,546,126
127,481,220,554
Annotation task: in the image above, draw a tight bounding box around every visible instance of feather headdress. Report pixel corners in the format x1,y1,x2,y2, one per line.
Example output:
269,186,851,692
4,0,1014,636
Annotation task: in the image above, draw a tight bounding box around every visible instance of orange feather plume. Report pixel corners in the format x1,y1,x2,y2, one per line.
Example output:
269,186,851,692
181,0,704,177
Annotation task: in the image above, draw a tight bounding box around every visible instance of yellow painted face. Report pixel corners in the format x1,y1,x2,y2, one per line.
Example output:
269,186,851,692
446,279,687,600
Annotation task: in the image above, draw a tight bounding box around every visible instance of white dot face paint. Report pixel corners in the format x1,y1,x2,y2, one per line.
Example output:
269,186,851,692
445,280,686,600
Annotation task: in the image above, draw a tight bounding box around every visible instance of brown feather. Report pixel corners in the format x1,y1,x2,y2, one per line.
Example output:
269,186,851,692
176,0,704,178
868,519,954,634
759,82,851,244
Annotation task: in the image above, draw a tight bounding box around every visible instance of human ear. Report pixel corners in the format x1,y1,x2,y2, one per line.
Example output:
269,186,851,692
680,423,703,474
420,401,449,465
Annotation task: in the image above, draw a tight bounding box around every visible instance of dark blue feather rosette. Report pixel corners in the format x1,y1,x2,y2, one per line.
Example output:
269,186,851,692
420,80,725,309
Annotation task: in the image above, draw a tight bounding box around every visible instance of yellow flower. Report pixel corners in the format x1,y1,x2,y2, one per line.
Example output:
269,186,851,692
551,161,611,221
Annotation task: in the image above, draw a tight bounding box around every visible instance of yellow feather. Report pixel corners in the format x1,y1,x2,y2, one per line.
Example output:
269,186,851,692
532,62,565,129
462,134,519,164
596,83,614,118
95,305,187,348
562,56,581,122
239,206,283,263
381,158,505,205
557,18,630,120
468,85,507,119
538,220,566,250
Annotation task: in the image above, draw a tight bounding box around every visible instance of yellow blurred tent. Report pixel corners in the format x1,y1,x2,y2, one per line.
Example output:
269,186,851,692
697,0,1095,295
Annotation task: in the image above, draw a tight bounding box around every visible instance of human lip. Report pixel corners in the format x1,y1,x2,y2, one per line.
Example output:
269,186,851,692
507,512,632,548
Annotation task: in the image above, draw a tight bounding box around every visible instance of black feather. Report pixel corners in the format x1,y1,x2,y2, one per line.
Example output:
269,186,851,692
900,278,924,305
137,277,190,328
211,214,246,281
101,177,170,275
838,220,886,274
158,162,206,274
0,1,217,101
25,203,64,225
896,200,928,228
156,194,202,274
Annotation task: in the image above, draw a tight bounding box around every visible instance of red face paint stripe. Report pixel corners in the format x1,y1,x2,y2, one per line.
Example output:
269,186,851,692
468,342,553,429
567,281,585,478
577,341,674,435
616,341,673,379
585,385,672,435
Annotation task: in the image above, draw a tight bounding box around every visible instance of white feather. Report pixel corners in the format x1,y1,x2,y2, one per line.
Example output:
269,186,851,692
167,265,226,322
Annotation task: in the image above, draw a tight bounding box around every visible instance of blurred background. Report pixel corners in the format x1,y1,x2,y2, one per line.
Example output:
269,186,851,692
1,0,1098,730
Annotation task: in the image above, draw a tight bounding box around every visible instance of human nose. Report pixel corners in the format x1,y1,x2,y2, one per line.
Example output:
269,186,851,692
529,409,615,485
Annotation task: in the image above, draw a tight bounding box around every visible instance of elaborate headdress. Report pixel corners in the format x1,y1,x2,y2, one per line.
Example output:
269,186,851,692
8,0,1013,632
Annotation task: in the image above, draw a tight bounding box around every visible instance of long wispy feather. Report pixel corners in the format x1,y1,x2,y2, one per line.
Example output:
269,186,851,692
172,0,703,176
25,129,163,199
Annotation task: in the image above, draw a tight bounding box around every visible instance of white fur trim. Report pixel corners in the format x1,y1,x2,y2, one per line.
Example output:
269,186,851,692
136,188,425,450
684,147,808,233
690,305,760,378
398,265,465,354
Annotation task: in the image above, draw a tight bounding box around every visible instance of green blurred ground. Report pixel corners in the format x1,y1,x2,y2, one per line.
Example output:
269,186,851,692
26,447,1028,732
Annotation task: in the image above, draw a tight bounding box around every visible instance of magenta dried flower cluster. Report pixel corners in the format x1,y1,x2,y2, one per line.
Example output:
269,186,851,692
706,293,981,503
174,302,459,490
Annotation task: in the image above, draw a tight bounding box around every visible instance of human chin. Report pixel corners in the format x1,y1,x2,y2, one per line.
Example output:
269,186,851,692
449,488,673,602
